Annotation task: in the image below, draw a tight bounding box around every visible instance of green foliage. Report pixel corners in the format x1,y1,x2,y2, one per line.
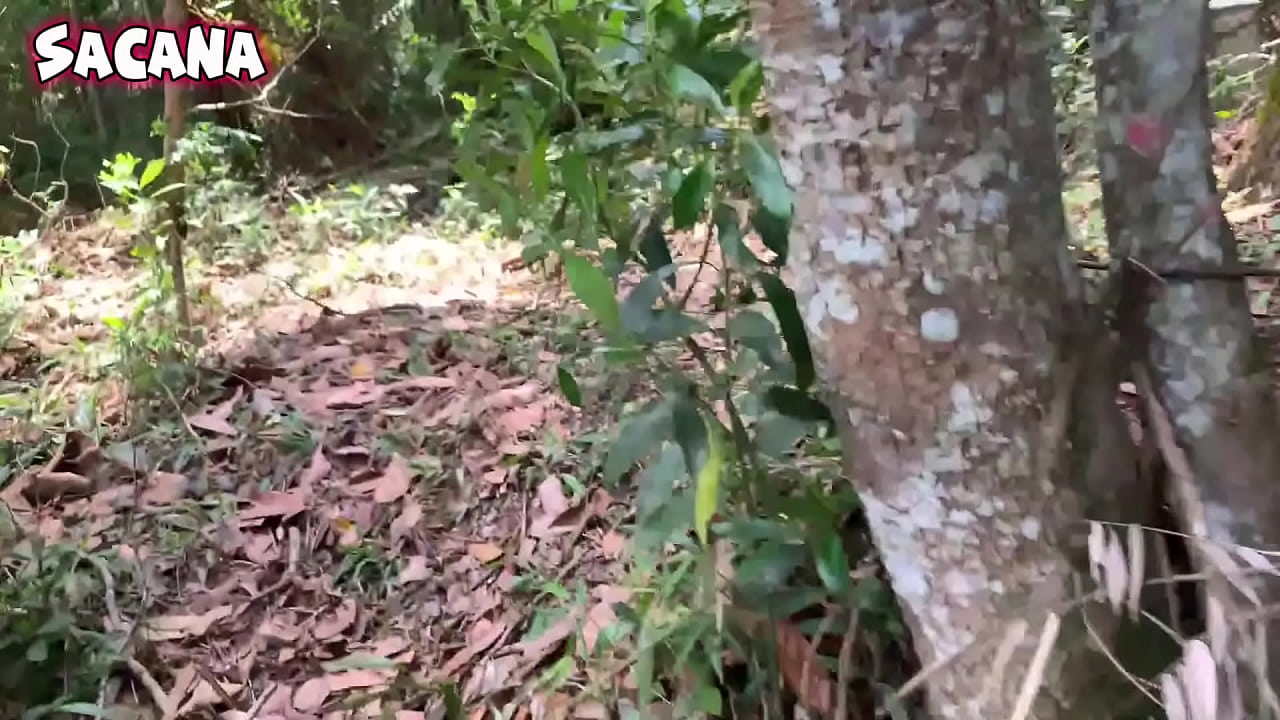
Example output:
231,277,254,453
442,0,875,709
0,541,127,717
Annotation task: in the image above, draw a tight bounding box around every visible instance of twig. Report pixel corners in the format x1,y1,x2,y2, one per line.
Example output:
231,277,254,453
270,274,346,316
188,35,321,119
126,658,170,715
192,664,240,710
834,608,859,720
1077,255,1280,280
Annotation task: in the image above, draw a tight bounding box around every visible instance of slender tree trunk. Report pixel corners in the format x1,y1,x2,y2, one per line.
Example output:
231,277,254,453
163,0,190,331
1090,0,1280,709
747,2,1148,717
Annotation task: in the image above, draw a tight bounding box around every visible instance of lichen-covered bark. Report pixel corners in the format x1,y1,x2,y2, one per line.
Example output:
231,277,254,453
1090,0,1280,693
747,2,1143,718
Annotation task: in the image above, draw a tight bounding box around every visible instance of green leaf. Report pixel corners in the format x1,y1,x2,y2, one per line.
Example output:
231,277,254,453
525,24,563,82
138,158,165,189
54,704,116,719
636,442,684,520
752,207,791,262
563,254,620,335
763,385,833,425
734,540,806,593
561,150,597,237
812,528,851,598
524,135,551,198
620,266,673,333
146,181,185,199
556,364,583,407
727,309,788,372
727,59,764,114
713,203,760,268
757,273,815,390
753,412,811,457
25,638,48,663
604,399,674,485
740,135,792,218
669,64,725,115
693,416,723,545
670,394,721,544
322,653,399,672
672,160,714,230
638,208,675,286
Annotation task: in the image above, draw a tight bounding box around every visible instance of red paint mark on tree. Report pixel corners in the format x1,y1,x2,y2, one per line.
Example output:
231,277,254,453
1126,114,1169,159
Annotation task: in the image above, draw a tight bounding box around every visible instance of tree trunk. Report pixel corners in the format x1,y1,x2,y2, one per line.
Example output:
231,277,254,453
163,0,190,331
747,2,1147,718
1090,0,1280,707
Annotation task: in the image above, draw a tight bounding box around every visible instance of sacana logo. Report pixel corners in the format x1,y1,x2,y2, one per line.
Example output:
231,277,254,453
29,20,271,85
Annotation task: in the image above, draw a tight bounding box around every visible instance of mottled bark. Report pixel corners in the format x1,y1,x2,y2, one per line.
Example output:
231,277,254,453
1089,0,1280,705
747,2,1144,718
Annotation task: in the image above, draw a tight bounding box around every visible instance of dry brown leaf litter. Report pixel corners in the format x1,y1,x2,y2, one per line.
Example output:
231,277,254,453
3,299,638,719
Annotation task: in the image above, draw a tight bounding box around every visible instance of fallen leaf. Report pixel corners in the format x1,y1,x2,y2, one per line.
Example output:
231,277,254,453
238,491,307,522
774,620,835,717
258,615,302,642
319,382,385,408
177,677,243,716
399,555,430,584
327,669,393,691
348,454,414,503
391,376,456,390
293,677,330,712
313,599,357,641
25,471,93,502
513,609,581,664
298,446,331,492
390,499,422,544
583,600,619,654
369,635,411,658
486,382,540,410
349,356,377,380
163,666,198,718
251,388,278,415
187,388,243,436
468,542,504,563
492,405,544,438
143,604,234,641
438,618,510,679
536,477,569,517
599,531,626,558
1225,200,1274,224
141,472,188,505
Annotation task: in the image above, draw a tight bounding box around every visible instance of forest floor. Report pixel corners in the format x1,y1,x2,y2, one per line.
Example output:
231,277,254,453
0,188,749,720
4,118,1280,719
